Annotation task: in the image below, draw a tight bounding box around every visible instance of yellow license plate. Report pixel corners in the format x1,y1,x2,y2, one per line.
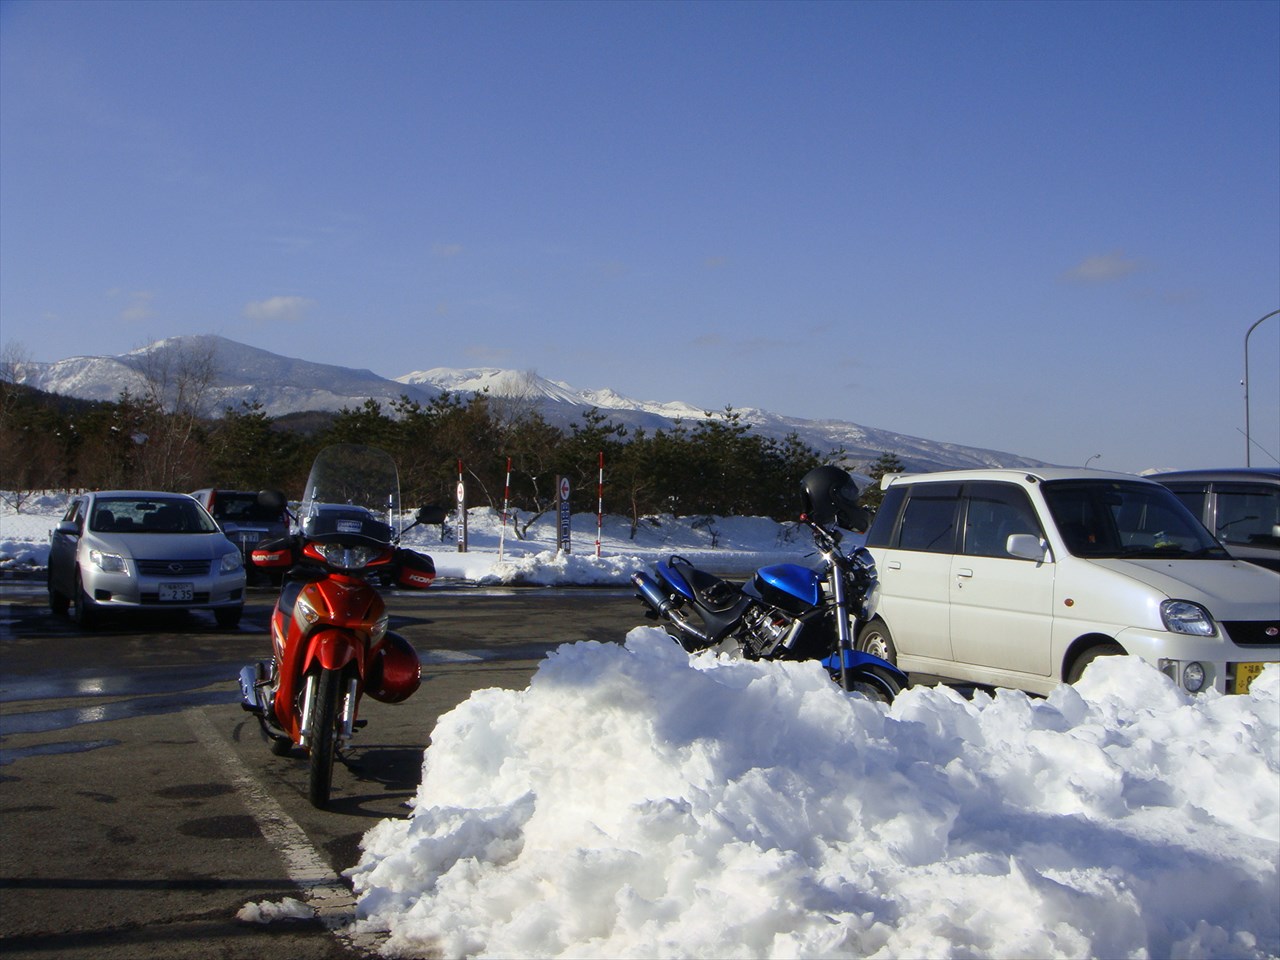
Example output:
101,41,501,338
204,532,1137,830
1234,662,1265,695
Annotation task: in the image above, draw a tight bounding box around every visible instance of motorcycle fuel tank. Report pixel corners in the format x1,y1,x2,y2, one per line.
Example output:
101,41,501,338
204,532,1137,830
753,563,822,614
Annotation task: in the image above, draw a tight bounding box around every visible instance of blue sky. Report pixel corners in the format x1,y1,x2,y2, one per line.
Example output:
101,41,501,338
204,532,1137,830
2,0,1277,473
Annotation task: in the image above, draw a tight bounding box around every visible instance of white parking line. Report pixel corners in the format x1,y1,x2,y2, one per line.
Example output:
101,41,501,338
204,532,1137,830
184,708,386,955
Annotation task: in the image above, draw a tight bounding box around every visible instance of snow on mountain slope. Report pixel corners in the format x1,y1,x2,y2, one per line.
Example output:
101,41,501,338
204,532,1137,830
17,335,1043,471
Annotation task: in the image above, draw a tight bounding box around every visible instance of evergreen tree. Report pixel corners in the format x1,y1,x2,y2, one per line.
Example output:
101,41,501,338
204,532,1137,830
862,451,906,513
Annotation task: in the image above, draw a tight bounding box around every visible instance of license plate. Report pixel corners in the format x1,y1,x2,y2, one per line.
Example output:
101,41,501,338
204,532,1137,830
159,582,194,602
239,531,261,543
1234,662,1265,694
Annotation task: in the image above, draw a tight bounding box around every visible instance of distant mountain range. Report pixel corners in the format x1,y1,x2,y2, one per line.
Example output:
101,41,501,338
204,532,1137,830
13,335,1045,473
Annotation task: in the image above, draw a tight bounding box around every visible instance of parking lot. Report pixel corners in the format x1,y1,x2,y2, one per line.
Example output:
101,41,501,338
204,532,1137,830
0,583,642,959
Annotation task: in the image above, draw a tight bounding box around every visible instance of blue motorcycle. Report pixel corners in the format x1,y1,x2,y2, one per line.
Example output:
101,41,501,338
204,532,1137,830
632,466,907,702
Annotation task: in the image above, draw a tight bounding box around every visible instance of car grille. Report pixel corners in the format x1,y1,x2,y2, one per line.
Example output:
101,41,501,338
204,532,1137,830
1222,621,1280,647
136,559,213,576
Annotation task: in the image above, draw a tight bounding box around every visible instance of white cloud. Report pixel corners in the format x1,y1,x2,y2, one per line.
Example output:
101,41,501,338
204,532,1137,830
244,296,315,323
1061,250,1142,283
107,289,157,323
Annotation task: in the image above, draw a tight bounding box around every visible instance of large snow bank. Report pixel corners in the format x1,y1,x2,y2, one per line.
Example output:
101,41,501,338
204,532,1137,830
349,629,1280,959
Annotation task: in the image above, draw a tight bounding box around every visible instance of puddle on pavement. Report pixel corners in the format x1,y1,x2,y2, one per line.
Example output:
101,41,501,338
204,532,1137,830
0,689,238,737
0,663,241,704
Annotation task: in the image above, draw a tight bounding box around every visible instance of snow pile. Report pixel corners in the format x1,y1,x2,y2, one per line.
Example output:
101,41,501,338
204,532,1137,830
236,896,314,924
349,629,1280,959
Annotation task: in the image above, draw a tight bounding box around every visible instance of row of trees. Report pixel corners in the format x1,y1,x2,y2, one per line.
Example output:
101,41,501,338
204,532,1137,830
1,343,906,531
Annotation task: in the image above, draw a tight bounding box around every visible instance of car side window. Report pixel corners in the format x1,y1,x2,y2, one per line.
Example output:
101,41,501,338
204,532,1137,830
1215,484,1280,548
865,486,907,548
960,482,1042,558
895,483,961,553
1163,484,1207,526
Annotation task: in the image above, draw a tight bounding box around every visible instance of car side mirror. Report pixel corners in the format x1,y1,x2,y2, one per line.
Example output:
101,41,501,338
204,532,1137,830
56,519,79,536
1007,533,1048,561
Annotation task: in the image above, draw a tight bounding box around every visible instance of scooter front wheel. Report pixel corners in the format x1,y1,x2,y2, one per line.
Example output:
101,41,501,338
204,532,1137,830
307,668,344,808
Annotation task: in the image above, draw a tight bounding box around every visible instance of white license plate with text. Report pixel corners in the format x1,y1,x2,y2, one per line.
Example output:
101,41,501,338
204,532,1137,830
159,582,194,602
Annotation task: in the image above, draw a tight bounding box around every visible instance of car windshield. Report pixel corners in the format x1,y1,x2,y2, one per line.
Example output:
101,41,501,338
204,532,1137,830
1041,480,1229,560
211,494,284,524
90,497,220,534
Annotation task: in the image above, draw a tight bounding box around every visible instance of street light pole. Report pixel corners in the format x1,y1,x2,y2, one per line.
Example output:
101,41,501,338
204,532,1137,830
1244,309,1279,467
1085,454,1101,468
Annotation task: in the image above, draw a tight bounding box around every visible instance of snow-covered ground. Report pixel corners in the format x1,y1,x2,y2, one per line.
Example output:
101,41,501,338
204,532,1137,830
4,493,1278,958
0,492,807,584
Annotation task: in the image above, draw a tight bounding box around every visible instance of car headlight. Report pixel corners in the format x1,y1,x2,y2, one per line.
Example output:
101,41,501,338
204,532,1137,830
89,549,128,574
220,551,244,573
317,543,380,569
1161,600,1217,637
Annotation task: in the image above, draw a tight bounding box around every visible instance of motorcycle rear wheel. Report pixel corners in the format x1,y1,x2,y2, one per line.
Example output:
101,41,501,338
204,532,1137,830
307,668,344,808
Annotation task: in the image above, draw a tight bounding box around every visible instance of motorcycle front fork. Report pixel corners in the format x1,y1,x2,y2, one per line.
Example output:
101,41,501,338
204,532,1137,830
298,672,360,749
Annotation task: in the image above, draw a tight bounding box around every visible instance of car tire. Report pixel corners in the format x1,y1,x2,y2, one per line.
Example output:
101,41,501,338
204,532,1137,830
856,618,898,666
72,570,97,629
1066,643,1125,684
215,605,244,630
48,572,69,616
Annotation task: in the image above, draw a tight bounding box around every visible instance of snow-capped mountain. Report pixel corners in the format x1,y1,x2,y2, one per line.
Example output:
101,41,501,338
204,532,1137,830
15,335,1044,472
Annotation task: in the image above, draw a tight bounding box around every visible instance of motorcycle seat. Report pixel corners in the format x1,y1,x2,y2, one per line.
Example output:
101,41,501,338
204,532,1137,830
680,564,743,614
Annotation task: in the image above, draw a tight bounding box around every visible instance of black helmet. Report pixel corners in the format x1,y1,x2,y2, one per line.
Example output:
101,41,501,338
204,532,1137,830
801,465,868,531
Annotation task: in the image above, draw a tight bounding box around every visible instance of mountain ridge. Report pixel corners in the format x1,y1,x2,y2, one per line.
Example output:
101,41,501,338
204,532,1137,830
14,334,1045,473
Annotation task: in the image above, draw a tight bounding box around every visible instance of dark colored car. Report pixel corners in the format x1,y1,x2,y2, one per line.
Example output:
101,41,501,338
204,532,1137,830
190,489,290,581
1150,469,1280,573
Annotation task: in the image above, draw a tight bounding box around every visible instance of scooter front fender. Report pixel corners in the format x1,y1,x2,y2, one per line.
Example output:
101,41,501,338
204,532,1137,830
304,628,365,677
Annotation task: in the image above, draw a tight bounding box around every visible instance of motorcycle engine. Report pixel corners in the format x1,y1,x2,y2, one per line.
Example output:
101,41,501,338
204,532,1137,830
741,603,803,657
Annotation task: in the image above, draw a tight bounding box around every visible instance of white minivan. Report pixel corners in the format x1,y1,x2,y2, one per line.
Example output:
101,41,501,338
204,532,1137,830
858,468,1280,696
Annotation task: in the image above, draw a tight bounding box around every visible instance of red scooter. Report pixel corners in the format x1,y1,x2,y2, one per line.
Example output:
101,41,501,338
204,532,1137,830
239,444,445,808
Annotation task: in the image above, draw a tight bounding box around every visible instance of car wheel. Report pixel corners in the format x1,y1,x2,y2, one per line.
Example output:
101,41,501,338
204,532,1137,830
856,618,898,666
48,572,69,616
215,605,243,630
72,570,97,629
1066,643,1125,684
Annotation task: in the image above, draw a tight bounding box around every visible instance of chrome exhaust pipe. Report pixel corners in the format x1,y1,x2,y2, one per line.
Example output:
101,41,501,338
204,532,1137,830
239,664,264,714
632,571,712,648
632,571,675,617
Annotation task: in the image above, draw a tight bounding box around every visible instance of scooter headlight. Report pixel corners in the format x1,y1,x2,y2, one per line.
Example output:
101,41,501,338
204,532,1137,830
317,543,380,570
372,613,389,644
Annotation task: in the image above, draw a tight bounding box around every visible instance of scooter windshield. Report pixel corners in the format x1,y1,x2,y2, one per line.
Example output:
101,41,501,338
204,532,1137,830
298,444,402,546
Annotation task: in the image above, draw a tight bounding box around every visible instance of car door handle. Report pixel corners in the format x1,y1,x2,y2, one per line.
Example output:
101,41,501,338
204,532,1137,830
956,568,974,578
887,560,901,570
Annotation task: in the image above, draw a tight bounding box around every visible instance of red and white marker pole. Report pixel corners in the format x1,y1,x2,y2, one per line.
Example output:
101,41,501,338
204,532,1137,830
595,450,604,557
499,456,512,560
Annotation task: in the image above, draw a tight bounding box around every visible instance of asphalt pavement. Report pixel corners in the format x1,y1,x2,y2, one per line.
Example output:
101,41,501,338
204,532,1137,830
0,582,644,959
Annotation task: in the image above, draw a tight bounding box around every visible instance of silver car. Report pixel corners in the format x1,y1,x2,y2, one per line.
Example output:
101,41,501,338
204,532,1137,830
48,491,247,629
